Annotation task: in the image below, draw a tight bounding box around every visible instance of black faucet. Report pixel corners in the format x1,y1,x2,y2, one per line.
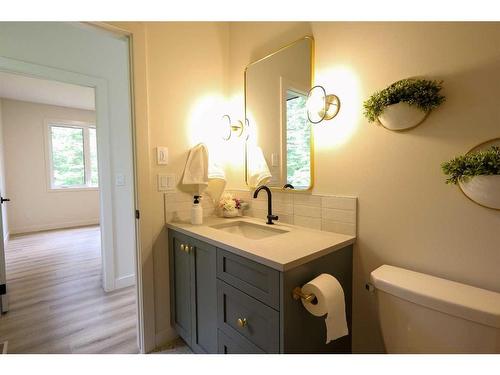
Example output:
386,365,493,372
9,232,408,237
253,185,279,225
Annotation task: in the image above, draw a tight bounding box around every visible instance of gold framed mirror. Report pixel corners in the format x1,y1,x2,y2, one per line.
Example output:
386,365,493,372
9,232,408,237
244,36,314,191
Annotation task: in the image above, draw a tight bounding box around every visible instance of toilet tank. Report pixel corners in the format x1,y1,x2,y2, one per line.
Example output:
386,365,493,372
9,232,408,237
370,265,500,353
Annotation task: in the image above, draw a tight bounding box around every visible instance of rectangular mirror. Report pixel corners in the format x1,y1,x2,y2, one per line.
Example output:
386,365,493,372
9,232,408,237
245,36,314,191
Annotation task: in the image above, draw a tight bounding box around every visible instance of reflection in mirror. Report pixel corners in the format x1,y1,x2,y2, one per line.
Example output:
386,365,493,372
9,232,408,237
285,90,310,189
245,37,313,190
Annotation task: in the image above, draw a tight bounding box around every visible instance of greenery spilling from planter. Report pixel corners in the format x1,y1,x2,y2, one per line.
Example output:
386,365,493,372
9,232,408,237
363,78,445,122
441,146,500,184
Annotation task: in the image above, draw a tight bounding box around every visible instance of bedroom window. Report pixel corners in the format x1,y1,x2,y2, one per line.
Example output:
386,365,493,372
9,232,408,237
46,122,98,190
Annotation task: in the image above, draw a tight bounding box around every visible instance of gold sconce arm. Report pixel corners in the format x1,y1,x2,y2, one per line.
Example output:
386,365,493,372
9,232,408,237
221,115,249,141
306,85,341,124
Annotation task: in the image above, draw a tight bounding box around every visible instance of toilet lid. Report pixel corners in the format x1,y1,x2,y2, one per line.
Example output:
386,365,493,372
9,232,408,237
371,265,500,329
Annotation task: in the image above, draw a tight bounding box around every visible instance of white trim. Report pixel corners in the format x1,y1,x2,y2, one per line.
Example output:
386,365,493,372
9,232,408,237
88,21,147,353
0,56,116,293
114,274,136,289
155,328,178,349
10,219,99,235
48,187,99,193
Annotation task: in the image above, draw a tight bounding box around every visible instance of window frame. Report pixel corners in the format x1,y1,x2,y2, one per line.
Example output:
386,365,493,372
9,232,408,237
44,119,99,192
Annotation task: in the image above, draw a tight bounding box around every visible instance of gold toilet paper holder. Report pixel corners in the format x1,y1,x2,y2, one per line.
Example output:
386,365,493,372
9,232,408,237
292,287,316,303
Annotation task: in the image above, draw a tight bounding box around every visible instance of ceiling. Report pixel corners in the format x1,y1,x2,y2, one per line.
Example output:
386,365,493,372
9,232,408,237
0,71,95,111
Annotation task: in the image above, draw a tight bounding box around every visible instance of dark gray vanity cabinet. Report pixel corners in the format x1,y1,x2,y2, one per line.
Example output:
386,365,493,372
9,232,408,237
169,231,217,354
168,228,353,354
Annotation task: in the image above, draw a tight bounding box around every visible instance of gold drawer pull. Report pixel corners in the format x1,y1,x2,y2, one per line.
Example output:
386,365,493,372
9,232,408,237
180,244,185,252
237,318,247,328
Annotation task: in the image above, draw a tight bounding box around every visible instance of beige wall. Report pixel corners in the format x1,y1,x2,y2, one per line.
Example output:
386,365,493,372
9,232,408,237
227,22,500,352
116,22,230,346
1,99,99,234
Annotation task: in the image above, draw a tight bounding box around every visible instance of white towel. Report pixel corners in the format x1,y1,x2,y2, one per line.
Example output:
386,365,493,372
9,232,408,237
182,143,227,200
182,143,209,195
247,146,272,188
206,159,226,204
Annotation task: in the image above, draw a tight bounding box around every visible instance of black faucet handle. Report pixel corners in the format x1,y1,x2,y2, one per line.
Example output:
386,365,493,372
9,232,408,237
266,214,279,225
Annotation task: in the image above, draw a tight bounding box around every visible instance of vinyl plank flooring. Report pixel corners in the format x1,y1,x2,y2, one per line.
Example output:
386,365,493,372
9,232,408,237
0,226,139,354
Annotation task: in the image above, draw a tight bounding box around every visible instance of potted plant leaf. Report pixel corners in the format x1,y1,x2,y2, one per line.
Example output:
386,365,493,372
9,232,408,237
363,78,445,130
441,145,500,209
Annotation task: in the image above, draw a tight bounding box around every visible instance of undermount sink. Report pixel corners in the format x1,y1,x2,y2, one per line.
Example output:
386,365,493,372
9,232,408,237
210,221,287,240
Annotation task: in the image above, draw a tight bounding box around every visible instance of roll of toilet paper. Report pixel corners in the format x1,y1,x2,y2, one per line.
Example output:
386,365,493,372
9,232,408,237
301,273,348,344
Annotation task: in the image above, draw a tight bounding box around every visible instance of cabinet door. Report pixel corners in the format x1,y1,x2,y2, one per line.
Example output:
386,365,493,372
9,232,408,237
169,233,192,346
190,239,217,354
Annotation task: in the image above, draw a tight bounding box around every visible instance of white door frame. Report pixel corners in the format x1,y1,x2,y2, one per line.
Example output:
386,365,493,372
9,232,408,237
0,57,116,291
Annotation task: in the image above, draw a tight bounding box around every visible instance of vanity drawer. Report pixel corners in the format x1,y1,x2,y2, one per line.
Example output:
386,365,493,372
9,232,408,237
216,248,280,309
217,280,279,353
217,329,265,354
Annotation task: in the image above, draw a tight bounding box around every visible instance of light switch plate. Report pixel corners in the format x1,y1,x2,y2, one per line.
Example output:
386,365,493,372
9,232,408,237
158,174,175,191
115,174,126,186
157,147,168,165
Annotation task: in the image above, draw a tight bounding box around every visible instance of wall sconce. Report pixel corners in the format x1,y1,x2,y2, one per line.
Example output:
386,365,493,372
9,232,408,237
221,115,249,141
306,85,341,124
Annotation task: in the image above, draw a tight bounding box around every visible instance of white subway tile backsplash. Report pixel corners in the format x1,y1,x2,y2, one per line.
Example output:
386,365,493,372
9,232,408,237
164,187,357,237
293,215,321,230
321,219,357,236
249,200,268,211
293,194,321,207
246,191,357,236
322,196,357,210
272,192,294,204
276,213,293,224
293,204,321,218
321,207,356,224
273,201,294,215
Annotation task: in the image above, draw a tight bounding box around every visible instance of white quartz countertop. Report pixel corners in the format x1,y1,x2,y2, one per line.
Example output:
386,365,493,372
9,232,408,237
166,216,355,271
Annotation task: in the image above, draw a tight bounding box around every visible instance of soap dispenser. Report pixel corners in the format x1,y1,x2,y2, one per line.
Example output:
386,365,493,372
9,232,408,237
191,195,203,225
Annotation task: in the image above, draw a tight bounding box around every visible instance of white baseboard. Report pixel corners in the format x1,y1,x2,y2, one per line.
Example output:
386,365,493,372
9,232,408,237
10,219,99,235
114,274,135,289
155,328,178,349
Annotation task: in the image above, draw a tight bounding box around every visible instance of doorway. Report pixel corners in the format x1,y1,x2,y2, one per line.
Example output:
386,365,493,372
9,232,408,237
0,22,139,353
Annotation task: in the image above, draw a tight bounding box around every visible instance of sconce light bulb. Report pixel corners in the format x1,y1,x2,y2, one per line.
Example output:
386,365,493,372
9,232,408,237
306,85,340,124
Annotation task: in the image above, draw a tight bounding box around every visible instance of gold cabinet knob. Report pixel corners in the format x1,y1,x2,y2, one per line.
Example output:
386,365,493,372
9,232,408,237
189,246,193,253
180,244,185,252
237,318,247,328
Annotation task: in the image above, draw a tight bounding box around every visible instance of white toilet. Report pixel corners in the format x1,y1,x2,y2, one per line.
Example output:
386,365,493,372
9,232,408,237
370,265,500,353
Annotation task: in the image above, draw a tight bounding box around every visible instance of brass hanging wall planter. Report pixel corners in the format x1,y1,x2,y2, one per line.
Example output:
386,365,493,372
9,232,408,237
442,138,500,210
363,78,445,131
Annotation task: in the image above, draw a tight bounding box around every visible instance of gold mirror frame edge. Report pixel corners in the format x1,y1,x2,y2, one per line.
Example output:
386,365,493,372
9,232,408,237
457,137,500,211
243,35,315,193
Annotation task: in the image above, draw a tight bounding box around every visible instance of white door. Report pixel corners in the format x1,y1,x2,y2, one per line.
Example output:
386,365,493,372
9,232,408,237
0,194,9,313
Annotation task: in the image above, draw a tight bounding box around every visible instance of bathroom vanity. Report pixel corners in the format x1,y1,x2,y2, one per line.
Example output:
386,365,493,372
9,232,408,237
167,217,355,354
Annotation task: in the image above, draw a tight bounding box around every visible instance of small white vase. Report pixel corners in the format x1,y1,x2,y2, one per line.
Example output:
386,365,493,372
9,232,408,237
222,209,239,218
378,102,428,131
459,175,500,209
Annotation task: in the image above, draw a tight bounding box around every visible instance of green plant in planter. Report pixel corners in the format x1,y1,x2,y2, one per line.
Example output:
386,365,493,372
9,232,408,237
441,146,500,184
363,78,445,123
